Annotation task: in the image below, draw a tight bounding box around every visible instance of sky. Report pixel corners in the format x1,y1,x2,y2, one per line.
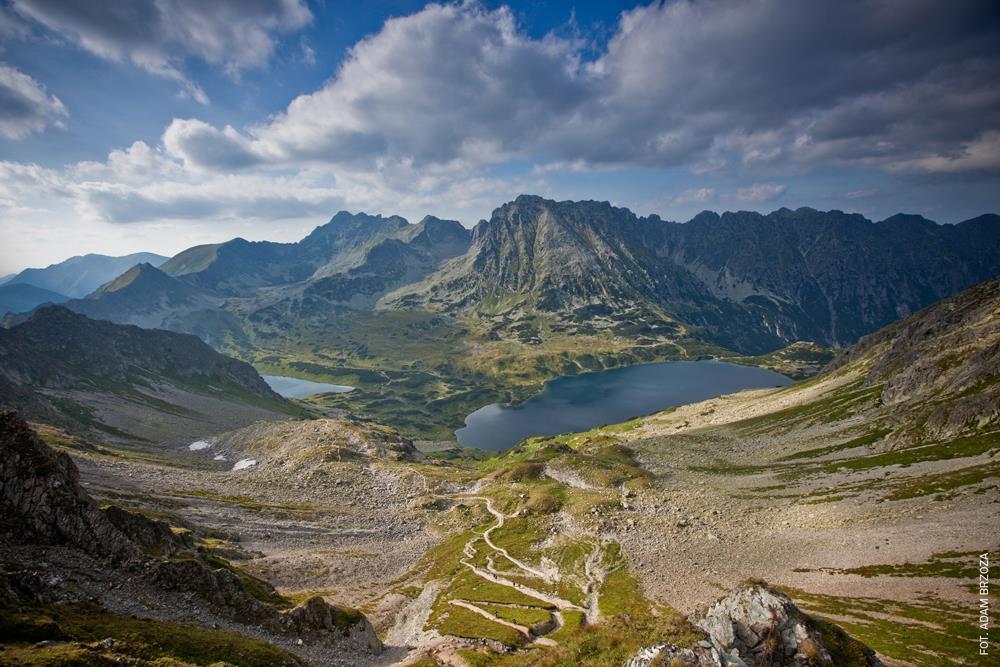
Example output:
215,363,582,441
0,0,998,274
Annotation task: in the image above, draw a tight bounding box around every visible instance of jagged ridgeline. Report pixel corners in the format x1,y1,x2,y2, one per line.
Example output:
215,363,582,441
28,196,998,440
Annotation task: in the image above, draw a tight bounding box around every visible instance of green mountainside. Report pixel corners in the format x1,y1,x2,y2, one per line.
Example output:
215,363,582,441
43,198,1000,439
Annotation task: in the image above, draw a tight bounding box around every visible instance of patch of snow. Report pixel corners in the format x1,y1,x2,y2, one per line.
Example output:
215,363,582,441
213,454,227,461
188,440,212,451
232,458,257,471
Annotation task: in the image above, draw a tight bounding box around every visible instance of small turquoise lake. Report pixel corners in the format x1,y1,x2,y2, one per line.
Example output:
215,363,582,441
455,360,791,451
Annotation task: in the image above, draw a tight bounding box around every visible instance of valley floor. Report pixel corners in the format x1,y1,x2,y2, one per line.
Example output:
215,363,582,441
50,361,997,666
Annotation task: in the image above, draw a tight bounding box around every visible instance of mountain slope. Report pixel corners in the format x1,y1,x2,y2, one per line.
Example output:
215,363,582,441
0,411,382,665
827,273,999,440
5,251,168,298
510,275,998,664
0,282,69,316
0,306,295,444
659,208,1000,345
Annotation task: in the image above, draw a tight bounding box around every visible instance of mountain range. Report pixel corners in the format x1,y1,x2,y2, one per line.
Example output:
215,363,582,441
0,282,69,316
49,197,996,352
2,251,168,298
1,248,994,666
19,196,992,438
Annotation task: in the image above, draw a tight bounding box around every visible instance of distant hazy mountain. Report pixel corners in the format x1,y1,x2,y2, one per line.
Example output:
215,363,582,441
5,252,168,298
62,263,223,330
0,283,69,316
158,211,450,296
71,211,470,335
0,305,293,443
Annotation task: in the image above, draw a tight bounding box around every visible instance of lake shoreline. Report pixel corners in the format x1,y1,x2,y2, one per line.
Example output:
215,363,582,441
456,359,791,451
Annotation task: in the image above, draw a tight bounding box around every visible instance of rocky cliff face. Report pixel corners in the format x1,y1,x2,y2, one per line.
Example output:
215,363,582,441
660,208,1000,346
0,411,138,561
390,196,999,352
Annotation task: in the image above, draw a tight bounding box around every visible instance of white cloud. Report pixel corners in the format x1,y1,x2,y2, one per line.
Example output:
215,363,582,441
157,0,1000,178
162,119,260,170
736,183,787,202
673,188,715,205
11,0,312,103
0,63,67,138
1,0,998,274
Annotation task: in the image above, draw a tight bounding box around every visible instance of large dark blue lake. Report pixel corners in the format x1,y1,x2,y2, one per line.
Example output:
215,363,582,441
455,360,791,451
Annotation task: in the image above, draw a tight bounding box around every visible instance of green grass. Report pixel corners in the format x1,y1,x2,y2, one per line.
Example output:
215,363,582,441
779,428,891,461
478,604,553,627
782,587,982,666
0,602,301,666
885,461,1000,500
435,604,526,646
545,610,586,643
177,489,315,513
480,615,701,666
446,570,555,609
597,544,654,622
814,430,999,474
823,549,994,579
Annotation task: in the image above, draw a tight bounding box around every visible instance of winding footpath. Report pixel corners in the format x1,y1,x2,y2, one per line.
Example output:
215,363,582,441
450,494,605,645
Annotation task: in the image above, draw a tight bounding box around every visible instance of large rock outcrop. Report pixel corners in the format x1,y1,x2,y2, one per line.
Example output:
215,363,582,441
0,410,138,561
629,583,882,667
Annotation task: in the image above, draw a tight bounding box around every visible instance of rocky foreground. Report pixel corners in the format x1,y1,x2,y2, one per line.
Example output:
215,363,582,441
0,406,885,666
0,411,383,666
